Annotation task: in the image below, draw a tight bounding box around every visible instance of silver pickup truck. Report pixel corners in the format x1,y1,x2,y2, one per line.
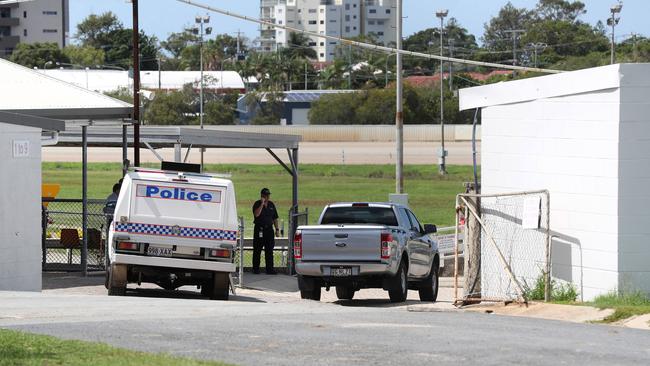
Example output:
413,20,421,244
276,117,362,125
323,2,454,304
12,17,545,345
294,202,439,303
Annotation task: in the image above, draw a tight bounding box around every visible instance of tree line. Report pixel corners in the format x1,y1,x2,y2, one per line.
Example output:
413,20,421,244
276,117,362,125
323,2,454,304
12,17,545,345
6,1,649,126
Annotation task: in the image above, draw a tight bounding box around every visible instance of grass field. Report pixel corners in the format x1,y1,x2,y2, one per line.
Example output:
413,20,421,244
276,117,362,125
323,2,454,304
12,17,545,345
591,291,650,323
42,162,477,230
0,328,230,366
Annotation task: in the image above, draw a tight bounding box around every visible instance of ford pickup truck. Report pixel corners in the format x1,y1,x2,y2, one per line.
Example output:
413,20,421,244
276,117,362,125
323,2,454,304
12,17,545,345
294,202,439,303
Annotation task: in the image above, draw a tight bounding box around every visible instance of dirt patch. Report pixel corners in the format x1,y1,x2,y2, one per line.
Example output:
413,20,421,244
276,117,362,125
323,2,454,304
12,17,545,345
464,302,615,324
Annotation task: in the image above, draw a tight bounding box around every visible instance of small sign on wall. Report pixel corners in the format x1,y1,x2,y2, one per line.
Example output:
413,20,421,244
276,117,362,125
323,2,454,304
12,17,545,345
522,196,541,229
12,140,30,158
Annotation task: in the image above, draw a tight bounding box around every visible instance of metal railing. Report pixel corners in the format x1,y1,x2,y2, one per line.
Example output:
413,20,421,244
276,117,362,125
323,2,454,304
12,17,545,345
42,198,109,272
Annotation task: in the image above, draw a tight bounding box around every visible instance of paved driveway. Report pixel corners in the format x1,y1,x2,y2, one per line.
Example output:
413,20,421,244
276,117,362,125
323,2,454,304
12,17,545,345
1,274,649,366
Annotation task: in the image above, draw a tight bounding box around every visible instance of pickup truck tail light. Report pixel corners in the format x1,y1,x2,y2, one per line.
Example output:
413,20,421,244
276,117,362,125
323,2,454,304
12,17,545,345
209,249,231,258
381,233,393,259
117,242,139,251
293,231,302,259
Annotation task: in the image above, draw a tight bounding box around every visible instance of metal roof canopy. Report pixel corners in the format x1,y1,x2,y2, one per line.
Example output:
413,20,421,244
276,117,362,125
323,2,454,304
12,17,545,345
52,125,303,277
0,111,65,132
56,126,301,149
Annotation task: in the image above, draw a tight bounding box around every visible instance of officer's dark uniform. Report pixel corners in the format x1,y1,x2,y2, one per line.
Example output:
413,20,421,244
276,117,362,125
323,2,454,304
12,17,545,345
252,195,279,274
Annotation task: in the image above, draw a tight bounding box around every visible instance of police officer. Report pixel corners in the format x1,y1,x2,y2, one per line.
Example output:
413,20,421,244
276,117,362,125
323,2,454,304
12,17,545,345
252,188,280,274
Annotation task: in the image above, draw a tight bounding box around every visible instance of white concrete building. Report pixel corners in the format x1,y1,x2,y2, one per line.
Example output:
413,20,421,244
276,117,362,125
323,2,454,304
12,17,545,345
459,64,650,301
260,0,396,62
0,113,64,292
0,0,69,56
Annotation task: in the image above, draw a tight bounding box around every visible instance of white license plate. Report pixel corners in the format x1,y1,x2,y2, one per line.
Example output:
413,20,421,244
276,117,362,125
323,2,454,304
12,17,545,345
147,246,173,257
331,267,352,277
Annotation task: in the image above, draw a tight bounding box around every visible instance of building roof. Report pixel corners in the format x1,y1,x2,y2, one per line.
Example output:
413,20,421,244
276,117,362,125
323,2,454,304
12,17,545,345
37,69,246,93
240,90,358,104
0,111,65,132
405,70,513,88
458,64,649,111
56,126,301,149
0,58,133,120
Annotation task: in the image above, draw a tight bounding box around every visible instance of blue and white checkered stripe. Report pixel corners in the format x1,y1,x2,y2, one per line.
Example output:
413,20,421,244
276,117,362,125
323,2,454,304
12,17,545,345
115,222,237,241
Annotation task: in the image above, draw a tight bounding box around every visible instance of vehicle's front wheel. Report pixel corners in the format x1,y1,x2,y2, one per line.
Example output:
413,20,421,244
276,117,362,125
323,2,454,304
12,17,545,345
335,286,355,300
418,258,439,302
298,275,321,301
388,261,408,303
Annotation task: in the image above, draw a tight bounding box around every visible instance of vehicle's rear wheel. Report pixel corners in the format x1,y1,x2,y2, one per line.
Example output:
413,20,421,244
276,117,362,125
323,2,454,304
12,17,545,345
335,286,355,300
298,275,321,301
107,263,127,296
418,258,439,302
209,272,230,301
388,261,408,303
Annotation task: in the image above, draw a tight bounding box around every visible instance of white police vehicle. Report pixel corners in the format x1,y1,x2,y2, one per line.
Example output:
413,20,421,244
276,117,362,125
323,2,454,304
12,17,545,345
106,166,238,300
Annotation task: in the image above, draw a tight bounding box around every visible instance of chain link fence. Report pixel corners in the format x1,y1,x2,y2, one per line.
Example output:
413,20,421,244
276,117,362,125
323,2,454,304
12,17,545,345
42,198,109,272
455,190,551,303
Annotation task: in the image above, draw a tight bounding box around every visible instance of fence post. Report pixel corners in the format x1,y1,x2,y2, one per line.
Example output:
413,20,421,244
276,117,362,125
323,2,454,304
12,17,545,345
238,216,244,288
463,183,482,304
544,191,551,302
81,125,88,276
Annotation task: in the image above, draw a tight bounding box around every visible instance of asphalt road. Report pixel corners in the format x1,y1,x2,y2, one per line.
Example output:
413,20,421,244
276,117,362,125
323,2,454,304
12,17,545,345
1,283,649,366
42,141,480,165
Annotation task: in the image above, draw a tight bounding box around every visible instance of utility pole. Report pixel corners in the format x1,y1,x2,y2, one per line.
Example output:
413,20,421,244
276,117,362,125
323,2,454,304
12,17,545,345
436,9,448,175
157,56,162,90
304,62,308,90
608,2,623,64
132,0,140,167
395,0,404,194
504,29,525,68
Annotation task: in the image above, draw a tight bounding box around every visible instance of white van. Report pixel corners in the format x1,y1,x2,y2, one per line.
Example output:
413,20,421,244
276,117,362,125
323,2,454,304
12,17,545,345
106,167,238,300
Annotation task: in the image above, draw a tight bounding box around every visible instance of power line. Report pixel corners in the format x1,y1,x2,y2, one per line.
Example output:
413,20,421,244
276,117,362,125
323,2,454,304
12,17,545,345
174,0,562,74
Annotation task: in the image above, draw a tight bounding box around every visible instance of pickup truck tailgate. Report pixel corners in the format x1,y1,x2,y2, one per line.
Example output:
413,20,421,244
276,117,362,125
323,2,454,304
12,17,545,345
301,225,384,262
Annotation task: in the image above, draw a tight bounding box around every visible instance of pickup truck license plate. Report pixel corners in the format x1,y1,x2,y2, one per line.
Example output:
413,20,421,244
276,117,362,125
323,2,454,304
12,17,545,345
147,246,173,257
331,267,352,277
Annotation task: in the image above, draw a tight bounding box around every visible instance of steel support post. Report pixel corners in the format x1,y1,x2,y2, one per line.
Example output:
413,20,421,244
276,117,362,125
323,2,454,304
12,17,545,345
81,125,88,276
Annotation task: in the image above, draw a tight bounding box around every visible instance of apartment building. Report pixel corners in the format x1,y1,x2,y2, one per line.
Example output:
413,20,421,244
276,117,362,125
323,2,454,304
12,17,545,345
259,0,396,62
0,0,69,57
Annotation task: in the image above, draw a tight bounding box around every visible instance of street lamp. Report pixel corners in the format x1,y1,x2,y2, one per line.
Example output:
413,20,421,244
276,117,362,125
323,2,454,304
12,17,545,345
435,9,448,175
608,2,623,64
193,14,212,169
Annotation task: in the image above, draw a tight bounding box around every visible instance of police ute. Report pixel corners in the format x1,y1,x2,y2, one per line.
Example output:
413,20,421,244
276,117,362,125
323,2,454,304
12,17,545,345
106,165,238,300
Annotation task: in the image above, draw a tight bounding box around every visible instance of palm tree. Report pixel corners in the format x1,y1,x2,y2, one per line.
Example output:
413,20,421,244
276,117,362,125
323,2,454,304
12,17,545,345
283,32,317,60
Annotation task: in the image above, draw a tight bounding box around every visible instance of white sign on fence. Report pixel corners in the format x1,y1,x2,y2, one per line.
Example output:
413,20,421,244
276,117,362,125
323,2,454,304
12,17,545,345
12,140,30,158
522,196,541,229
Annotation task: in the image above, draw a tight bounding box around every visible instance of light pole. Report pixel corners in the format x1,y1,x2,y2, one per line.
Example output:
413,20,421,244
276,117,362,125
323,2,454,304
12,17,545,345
436,9,448,175
193,15,212,169
608,2,623,64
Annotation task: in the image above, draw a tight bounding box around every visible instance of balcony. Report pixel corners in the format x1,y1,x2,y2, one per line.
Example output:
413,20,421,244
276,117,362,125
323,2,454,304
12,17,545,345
0,35,19,48
0,17,19,27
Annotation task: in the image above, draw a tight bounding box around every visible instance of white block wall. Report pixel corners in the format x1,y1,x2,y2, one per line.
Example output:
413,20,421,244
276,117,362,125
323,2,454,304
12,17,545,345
0,122,42,292
460,64,650,301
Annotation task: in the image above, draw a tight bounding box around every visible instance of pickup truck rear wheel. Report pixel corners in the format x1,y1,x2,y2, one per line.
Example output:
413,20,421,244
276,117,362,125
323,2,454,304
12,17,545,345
388,261,408,303
418,259,439,302
335,286,355,300
298,275,321,301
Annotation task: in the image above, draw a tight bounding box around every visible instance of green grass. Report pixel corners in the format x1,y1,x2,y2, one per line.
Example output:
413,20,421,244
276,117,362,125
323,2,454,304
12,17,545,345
42,162,477,234
522,274,579,303
590,291,650,323
0,328,230,366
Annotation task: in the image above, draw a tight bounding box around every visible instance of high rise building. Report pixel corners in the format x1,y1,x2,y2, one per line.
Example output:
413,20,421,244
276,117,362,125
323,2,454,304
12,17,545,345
0,0,69,57
259,0,396,62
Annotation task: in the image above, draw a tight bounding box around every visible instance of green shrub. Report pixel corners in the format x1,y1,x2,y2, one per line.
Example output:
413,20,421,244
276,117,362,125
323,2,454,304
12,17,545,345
523,273,578,302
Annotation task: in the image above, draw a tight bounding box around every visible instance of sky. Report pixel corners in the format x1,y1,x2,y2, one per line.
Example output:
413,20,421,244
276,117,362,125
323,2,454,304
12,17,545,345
69,0,650,45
